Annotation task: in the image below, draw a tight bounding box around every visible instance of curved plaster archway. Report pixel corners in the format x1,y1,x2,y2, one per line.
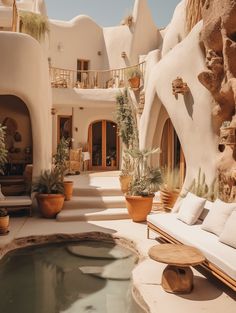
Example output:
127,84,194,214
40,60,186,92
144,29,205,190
0,32,52,177
140,22,219,190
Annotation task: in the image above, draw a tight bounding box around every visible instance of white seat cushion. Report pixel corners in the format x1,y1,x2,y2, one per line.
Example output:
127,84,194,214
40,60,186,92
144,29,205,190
201,199,236,236
219,211,236,249
147,213,236,280
177,192,206,225
0,196,32,207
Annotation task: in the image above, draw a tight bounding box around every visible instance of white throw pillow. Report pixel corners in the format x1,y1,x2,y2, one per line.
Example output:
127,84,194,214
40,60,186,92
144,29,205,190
172,197,182,213
201,199,236,236
219,211,236,249
177,192,206,225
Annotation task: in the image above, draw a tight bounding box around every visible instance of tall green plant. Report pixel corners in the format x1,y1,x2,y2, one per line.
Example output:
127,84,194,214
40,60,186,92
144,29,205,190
116,88,138,149
53,137,70,181
0,124,7,175
161,167,180,191
183,168,218,201
126,148,162,196
32,169,64,194
19,12,49,42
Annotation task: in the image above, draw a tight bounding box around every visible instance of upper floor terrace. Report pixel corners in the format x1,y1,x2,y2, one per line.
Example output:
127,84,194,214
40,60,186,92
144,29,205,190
49,62,146,90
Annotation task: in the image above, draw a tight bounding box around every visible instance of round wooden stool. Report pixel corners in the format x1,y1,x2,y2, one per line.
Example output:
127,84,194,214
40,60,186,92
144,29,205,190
149,244,205,294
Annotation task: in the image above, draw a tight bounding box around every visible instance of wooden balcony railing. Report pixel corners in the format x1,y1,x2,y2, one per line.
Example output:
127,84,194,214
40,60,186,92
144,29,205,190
12,0,18,32
50,62,146,89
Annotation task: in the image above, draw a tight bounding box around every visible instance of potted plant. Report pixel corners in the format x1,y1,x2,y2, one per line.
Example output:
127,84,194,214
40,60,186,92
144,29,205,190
125,148,163,222
126,67,142,89
53,137,74,201
32,169,65,218
160,168,181,211
116,89,138,191
116,89,139,192
0,208,9,235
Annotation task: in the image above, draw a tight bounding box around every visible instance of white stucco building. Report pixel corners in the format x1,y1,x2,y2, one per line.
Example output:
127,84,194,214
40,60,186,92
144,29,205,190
0,0,223,195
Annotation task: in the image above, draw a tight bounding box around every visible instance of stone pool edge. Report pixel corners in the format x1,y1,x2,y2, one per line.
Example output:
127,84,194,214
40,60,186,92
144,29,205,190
0,231,151,313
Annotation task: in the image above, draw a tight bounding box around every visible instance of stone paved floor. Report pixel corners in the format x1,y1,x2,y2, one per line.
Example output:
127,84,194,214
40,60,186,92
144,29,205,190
0,172,235,312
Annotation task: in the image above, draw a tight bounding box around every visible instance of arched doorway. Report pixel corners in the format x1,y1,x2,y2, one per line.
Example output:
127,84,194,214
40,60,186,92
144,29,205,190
88,120,119,171
160,118,185,186
0,95,32,195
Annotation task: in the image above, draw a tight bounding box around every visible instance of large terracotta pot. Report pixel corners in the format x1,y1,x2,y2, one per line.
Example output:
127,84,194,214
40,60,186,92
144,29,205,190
119,175,132,194
36,194,65,218
125,195,154,222
160,188,180,211
0,215,9,235
128,76,140,89
63,181,74,201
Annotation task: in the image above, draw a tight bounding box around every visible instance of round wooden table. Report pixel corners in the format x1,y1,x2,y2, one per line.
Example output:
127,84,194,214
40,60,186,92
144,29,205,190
149,244,205,294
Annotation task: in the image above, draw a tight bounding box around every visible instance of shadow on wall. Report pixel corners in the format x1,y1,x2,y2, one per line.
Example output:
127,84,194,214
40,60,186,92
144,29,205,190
184,90,194,119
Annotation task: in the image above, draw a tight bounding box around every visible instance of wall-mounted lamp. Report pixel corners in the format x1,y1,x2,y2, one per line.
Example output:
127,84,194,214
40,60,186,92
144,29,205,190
121,51,126,58
57,42,64,52
51,108,57,115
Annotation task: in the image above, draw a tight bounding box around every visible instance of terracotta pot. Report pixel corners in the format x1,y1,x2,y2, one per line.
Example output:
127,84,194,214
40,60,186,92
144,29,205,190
160,188,180,211
0,215,9,234
36,194,65,218
125,195,154,222
119,175,132,194
128,76,140,89
63,181,74,201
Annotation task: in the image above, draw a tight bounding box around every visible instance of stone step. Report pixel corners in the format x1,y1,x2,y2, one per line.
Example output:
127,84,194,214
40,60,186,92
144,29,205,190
73,187,123,197
57,208,130,221
63,196,126,209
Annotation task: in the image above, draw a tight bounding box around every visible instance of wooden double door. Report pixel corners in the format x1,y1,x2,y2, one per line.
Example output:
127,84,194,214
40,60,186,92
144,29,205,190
160,118,185,186
89,120,119,170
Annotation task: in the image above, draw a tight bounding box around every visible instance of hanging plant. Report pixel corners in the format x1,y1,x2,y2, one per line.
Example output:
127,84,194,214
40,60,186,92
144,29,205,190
19,11,49,42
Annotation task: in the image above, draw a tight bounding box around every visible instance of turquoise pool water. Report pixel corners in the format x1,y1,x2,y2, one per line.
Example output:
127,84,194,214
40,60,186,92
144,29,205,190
0,241,144,313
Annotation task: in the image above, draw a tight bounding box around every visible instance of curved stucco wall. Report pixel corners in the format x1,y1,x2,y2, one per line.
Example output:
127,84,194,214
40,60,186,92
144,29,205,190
104,0,161,69
162,0,187,56
49,16,109,71
140,22,219,189
0,32,52,177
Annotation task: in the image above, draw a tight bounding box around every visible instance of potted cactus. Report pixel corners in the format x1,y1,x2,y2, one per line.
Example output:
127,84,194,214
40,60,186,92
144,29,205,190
0,208,9,235
160,168,181,211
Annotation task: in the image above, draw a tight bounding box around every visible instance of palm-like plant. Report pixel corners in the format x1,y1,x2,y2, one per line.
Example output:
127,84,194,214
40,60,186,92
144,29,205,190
126,148,162,196
32,170,64,194
0,124,7,175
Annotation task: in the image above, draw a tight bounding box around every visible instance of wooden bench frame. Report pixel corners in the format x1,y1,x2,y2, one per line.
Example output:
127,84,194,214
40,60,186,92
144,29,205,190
147,221,236,292
0,197,32,217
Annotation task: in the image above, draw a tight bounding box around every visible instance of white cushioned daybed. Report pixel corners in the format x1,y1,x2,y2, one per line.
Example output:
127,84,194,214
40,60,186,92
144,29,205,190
147,195,236,291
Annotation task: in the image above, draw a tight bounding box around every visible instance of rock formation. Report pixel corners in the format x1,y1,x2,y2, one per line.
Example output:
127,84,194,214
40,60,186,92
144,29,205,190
198,0,236,201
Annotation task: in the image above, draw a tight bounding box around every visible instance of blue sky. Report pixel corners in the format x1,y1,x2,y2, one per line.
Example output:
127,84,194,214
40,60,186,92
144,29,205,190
45,0,181,28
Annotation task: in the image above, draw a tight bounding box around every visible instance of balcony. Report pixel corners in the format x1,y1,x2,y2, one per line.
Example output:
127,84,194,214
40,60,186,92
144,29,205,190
49,62,146,90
